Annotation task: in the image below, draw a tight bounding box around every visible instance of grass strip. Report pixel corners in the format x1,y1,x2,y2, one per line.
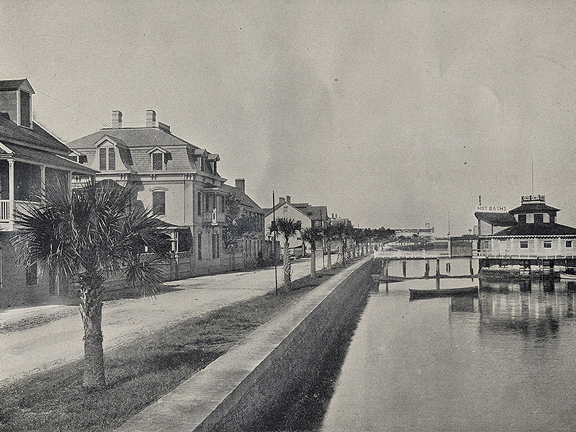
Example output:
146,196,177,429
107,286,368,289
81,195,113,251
0,266,343,432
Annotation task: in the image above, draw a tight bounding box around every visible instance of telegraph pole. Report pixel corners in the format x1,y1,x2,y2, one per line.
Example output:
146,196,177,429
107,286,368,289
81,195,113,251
273,190,278,295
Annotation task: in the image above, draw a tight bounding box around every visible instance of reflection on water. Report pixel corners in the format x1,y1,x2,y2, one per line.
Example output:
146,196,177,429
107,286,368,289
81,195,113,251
322,260,576,432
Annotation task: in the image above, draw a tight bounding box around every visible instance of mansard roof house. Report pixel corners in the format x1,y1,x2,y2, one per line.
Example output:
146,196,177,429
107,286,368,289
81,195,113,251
68,110,264,276
0,79,95,308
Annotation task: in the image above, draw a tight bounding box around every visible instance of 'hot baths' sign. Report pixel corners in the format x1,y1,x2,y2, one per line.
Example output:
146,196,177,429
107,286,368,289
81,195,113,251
476,205,507,213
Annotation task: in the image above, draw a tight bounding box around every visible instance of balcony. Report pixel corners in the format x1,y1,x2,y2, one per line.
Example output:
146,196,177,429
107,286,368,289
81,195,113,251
202,211,226,225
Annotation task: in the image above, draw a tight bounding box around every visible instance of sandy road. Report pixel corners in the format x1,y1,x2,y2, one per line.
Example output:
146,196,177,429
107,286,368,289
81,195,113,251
0,254,334,387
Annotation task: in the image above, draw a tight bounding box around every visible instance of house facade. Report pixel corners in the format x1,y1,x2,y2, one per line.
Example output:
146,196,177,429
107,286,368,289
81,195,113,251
264,195,328,254
68,110,263,277
0,79,95,308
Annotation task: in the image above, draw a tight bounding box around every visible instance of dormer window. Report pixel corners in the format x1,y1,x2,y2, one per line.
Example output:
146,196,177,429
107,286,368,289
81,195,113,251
99,147,116,170
0,79,35,128
148,147,169,171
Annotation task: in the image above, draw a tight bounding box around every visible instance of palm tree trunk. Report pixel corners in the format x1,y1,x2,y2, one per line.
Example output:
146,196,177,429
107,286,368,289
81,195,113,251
310,249,316,278
79,275,106,390
283,241,291,292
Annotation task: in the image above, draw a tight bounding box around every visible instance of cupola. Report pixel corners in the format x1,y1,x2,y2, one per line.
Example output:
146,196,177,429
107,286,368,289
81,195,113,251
509,195,559,224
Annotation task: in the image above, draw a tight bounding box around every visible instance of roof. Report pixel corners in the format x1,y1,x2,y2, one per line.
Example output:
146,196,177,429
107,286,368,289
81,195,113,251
0,116,71,154
264,201,327,221
68,127,206,152
491,223,576,237
221,183,263,213
509,202,559,215
475,212,518,226
0,143,96,175
0,79,34,93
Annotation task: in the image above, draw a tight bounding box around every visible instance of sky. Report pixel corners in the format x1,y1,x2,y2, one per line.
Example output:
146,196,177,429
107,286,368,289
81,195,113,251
2,0,576,235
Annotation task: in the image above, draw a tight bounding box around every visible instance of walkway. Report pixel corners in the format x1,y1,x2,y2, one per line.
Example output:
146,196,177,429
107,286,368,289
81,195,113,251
0,254,334,387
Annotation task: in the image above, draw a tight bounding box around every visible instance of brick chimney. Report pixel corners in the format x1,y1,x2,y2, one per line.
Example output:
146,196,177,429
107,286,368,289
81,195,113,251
279,197,285,204
286,195,291,204
235,178,245,193
112,110,122,128
146,110,156,127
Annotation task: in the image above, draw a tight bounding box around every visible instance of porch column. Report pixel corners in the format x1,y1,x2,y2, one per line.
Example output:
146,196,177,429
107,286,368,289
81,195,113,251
8,159,14,221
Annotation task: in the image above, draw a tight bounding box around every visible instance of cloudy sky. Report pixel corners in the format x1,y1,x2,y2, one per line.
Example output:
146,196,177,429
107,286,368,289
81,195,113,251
2,0,576,235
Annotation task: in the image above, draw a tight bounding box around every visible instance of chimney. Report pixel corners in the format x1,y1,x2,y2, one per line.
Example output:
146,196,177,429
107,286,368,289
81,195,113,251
146,110,156,127
279,197,286,204
235,178,245,193
286,195,291,204
112,110,122,128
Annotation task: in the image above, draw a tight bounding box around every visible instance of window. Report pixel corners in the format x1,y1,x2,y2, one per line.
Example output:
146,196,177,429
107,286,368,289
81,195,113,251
212,233,220,259
520,241,528,249
152,191,165,216
26,263,37,285
197,193,202,216
198,233,202,260
99,147,116,170
567,241,573,248
534,214,544,224
151,152,164,170
20,90,31,128
518,214,526,224
544,241,552,248
14,162,41,202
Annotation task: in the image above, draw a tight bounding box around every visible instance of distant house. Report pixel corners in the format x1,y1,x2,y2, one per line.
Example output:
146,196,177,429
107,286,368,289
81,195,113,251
0,79,95,308
221,179,265,265
67,110,263,276
264,196,328,255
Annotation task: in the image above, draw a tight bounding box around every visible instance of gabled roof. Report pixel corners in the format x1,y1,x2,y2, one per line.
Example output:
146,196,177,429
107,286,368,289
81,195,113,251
475,212,517,226
264,201,327,221
0,116,71,155
221,183,263,213
492,223,576,237
0,79,34,93
95,135,128,149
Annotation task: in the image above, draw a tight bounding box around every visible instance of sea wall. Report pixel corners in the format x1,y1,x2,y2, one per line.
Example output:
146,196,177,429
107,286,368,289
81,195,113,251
117,255,374,432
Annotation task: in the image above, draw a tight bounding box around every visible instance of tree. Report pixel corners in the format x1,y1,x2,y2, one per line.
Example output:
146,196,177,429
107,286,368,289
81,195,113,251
270,217,301,292
332,224,353,266
222,193,261,270
323,224,337,270
12,180,170,390
301,227,322,278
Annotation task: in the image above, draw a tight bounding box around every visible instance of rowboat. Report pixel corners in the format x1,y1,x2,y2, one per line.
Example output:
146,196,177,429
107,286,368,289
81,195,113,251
409,286,478,301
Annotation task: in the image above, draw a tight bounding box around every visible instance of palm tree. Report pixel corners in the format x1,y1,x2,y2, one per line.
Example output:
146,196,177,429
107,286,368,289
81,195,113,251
333,224,353,266
270,217,301,292
301,227,322,278
323,224,337,270
12,180,170,390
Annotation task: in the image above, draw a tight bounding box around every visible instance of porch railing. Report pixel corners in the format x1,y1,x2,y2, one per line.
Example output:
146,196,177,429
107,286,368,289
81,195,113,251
0,200,9,222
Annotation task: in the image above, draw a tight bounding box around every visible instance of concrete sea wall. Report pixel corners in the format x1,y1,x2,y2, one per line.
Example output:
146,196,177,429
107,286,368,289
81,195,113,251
117,255,374,432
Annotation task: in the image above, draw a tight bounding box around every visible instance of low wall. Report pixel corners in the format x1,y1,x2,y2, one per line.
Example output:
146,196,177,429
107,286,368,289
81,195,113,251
117,255,374,432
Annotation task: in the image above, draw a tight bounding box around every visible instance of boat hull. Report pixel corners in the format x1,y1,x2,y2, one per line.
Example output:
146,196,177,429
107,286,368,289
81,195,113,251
409,286,478,301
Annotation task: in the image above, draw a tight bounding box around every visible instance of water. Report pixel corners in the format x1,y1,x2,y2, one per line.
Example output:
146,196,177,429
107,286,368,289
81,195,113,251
322,260,576,432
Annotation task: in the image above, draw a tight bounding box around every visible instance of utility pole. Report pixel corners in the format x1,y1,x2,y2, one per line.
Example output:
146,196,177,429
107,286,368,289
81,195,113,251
273,190,278,295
